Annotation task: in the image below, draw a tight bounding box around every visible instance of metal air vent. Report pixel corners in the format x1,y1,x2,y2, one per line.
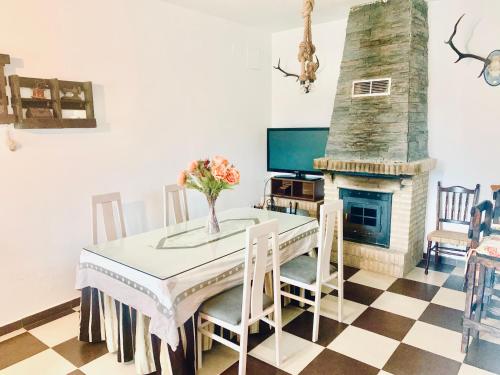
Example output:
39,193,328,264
352,78,391,97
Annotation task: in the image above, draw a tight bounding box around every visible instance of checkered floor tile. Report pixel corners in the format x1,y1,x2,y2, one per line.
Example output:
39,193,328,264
2,263,500,375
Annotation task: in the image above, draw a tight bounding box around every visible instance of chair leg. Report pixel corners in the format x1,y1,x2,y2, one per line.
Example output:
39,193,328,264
482,267,495,319
338,279,343,324
462,262,476,353
434,242,440,265
425,241,433,275
299,288,305,308
473,266,487,340
274,310,282,367
312,283,322,342
238,327,248,375
196,316,202,370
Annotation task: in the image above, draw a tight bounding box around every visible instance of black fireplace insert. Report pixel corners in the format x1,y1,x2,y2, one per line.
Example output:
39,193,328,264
339,189,392,248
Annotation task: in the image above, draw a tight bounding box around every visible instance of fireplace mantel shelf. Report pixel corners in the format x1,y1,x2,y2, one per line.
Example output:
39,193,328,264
314,158,436,177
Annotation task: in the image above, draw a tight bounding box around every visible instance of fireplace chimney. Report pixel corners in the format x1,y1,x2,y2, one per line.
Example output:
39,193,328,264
315,0,436,277
327,0,429,163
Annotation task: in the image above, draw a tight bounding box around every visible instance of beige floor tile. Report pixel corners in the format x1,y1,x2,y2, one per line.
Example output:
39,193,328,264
0,349,75,375
321,285,335,294
307,294,367,324
348,270,397,291
0,329,26,343
327,326,399,369
479,317,500,346
431,287,466,311
198,342,238,375
371,291,429,320
479,332,500,346
378,371,394,375
452,267,466,276
282,306,305,327
29,312,80,347
402,321,466,362
458,363,497,375
405,268,450,287
79,353,137,375
249,331,323,375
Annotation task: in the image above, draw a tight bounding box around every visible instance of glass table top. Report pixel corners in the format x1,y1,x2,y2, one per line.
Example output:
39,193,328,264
83,207,316,280
155,218,259,249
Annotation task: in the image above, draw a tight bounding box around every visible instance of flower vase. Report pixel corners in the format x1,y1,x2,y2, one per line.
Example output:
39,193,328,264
207,197,220,235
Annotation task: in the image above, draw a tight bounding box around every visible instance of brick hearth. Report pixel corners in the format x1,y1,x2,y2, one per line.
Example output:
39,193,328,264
323,168,431,277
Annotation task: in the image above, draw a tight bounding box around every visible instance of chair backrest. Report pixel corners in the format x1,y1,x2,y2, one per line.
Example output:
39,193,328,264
241,219,280,323
435,181,480,228
317,201,344,282
493,186,500,225
91,192,126,244
468,200,493,249
163,184,189,227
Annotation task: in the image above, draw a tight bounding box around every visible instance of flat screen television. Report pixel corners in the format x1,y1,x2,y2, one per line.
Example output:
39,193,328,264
267,127,329,179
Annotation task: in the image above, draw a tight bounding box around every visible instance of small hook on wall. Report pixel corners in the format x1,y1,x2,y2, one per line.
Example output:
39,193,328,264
5,126,18,151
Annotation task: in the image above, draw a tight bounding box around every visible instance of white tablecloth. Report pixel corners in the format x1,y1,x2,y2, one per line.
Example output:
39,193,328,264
76,210,318,351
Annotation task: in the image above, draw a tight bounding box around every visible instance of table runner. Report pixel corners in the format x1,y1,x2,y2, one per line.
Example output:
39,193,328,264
76,208,318,374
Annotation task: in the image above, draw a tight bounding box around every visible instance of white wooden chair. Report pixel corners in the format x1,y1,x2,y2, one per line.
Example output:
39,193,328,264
91,192,127,243
163,184,189,227
279,201,344,342
90,192,127,354
91,193,158,372
197,220,282,375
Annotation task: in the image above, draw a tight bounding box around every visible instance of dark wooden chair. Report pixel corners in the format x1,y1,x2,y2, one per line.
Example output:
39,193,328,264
468,200,493,249
462,200,495,353
492,185,500,234
469,200,494,318
424,182,480,274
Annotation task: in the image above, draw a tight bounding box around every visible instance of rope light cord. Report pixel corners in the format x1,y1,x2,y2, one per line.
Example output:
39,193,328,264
298,0,318,83
273,0,319,93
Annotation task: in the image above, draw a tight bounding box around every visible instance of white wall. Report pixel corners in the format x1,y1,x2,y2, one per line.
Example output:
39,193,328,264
0,0,271,326
272,0,500,249
272,19,347,127
426,0,500,228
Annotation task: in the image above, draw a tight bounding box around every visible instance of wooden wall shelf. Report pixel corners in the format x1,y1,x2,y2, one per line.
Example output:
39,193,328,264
17,118,97,129
9,75,96,129
0,54,15,124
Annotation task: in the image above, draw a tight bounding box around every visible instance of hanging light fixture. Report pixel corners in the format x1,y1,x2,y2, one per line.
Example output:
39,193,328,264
273,0,319,93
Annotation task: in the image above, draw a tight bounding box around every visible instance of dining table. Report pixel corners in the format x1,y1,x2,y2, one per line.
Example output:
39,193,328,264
75,207,319,375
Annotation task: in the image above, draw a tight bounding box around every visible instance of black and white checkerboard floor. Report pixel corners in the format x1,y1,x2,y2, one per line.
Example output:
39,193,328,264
215,261,500,375
1,261,500,374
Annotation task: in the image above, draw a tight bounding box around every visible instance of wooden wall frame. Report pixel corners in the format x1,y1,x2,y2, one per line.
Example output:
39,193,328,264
0,54,15,124
9,75,96,129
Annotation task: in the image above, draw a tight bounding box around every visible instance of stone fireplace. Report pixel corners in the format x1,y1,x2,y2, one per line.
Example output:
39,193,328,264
314,0,435,277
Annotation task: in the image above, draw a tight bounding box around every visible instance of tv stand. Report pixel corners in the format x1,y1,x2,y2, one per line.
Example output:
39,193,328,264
271,176,324,202
275,174,322,181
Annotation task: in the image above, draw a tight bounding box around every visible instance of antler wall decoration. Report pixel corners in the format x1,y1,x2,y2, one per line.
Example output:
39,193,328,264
446,14,500,86
273,0,319,93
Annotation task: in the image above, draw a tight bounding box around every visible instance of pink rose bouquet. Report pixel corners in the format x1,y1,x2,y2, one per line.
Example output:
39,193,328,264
178,156,240,234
